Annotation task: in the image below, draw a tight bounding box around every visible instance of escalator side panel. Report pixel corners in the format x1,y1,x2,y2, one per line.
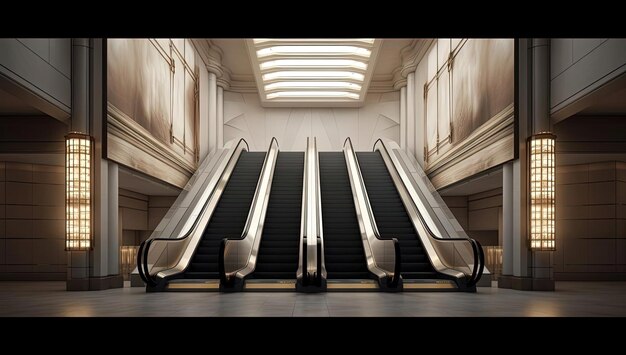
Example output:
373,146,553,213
357,151,440,279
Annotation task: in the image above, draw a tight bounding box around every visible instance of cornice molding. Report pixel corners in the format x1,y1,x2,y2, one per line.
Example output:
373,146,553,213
229,74,257,93
369,74,395,93
107,103,195,188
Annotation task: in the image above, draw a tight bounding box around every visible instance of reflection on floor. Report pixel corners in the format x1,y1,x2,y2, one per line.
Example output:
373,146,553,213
0,281,625,317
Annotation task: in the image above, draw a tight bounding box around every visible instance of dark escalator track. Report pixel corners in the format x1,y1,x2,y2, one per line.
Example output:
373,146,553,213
182,151,266,279
251,152,304,279
357,151,440,280
319,152,370,280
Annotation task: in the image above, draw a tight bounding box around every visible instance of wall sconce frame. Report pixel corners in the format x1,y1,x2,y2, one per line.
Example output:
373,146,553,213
528,132,556,251
65,132,94,251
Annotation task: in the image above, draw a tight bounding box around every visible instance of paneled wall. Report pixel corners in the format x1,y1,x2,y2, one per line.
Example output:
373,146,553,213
467,188,501,246
0,162,65,280
149,197,176,231
119,189,176,246
554,161,626,280
0,116,66,162
107,39,201,189
551,39,626,117
223,91,399,151
411,39,515,189
120,189,148,231
0,39,71,120
442,189,502,247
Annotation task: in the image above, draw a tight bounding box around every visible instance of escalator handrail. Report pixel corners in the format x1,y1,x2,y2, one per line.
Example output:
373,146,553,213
219,137,280,285
137,138,249,287
314,137,326,284
343,137,401,287
296,138,310,284
372,138,485,287
306,137,321,283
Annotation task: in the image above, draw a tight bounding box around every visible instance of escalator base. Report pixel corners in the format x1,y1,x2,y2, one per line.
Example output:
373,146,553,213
403,279,457,291
244,279,296,291
327,279,379,291
166,279,220,291
163,279,457,291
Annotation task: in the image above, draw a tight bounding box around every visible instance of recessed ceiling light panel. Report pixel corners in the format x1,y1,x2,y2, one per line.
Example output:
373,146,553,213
260,59,368,71
266,91,360,100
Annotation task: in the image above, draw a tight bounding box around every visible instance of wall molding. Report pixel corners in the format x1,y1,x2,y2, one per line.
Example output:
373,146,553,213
426,104,515,189
229,74,257,93
107,103,194,189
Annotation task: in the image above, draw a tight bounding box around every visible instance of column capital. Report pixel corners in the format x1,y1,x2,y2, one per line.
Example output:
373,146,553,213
192,39,232,90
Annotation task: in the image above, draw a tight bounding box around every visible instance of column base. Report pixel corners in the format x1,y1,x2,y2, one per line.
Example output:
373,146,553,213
66,275,124,291
498,275,555,291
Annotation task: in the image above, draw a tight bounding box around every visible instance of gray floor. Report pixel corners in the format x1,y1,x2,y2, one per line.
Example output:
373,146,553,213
1,281,625,316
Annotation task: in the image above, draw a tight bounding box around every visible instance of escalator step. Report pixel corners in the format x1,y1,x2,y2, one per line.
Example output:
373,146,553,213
251,152,304,280
320,152,371,280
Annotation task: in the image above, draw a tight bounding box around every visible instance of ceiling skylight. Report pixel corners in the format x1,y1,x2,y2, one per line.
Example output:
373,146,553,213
266,91,360,100
260,59,368,70
257,46,371,58
247,39,380,106
265,82,362,91
262,71,365,81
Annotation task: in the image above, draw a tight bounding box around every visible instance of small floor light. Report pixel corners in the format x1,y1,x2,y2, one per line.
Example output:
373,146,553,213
528,132,556,251
65,132,93,251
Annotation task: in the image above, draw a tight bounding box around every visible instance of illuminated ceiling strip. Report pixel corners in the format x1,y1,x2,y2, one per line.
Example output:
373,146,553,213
257,46,371,58
262,71,365,81
254,38,375,44
260,59,367,70
266,91,360,100
265,81,362,91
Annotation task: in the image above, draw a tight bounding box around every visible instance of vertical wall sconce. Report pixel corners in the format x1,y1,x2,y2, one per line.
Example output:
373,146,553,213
65,132,93,251
528,132,556,251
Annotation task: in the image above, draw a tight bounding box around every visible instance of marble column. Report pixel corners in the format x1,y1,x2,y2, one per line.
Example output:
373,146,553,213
406,73,415,157
529,38,554,286
217,86,224,148
107,162,119,276
498,38,552,291
502,162,514,276
208,72,217,153
400,86,407,150
66,38,91,291
198,66,209,160
67,38,123,291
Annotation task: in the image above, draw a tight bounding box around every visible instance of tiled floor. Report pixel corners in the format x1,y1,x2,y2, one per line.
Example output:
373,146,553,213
0,281,625,316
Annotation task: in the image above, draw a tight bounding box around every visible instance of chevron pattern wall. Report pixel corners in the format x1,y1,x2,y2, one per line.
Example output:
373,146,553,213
224,92,399,151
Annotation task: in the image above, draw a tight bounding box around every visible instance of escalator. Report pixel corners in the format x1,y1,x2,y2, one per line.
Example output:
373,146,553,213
138,137,483,292
179,151,266,280
250,152,304,280
318,152,371,281
356,151,440,280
